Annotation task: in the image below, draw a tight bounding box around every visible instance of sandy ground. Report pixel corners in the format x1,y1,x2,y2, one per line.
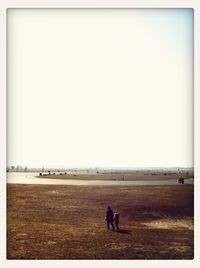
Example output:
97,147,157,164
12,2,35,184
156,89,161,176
7,172,194,186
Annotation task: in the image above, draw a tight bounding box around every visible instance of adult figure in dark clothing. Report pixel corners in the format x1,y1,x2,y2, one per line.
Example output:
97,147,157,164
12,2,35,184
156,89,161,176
105,206,115,230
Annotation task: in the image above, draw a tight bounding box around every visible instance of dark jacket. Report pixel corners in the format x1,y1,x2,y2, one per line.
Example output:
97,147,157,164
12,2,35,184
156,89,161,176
106,208,114,223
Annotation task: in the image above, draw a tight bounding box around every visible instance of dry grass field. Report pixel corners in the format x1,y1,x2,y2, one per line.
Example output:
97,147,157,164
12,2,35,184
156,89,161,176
37,170,192,181
39,174,179,181
7,184,193,259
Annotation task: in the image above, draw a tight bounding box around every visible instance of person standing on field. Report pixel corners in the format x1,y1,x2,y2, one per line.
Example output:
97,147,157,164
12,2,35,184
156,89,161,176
114,212,119,230
105,206,115,230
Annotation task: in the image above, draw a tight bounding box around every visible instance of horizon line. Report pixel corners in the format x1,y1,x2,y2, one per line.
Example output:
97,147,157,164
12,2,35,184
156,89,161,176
7,166,194,170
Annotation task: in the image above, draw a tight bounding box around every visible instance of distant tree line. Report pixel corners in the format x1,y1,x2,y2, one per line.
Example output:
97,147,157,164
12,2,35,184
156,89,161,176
7,165,28,172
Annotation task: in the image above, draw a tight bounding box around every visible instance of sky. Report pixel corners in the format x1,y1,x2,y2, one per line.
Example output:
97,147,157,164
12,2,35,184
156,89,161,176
7,9,194,169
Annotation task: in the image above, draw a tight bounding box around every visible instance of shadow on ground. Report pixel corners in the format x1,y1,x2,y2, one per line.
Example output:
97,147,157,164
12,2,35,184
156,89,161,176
114,229,132,234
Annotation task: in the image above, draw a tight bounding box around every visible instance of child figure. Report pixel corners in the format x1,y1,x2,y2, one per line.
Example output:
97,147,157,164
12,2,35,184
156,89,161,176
114,212,119,230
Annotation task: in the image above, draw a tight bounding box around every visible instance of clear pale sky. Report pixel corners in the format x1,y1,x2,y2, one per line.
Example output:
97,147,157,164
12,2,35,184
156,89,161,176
7,9,193,169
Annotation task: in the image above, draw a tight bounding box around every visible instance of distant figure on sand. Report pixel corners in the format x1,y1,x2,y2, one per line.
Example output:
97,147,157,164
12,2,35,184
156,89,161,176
178,177,185,184
114,212,119,230
105,206,115,230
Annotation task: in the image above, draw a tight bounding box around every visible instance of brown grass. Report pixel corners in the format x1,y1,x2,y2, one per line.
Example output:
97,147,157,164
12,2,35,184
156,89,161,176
7,184,193,259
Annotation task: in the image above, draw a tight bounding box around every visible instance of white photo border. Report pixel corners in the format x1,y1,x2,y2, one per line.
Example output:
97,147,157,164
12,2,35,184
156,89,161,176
0,0,199,267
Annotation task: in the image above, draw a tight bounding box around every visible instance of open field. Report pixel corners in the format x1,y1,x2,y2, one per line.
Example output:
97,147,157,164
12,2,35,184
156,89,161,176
37,170,193,181
38,174,181,181
7,184,193,259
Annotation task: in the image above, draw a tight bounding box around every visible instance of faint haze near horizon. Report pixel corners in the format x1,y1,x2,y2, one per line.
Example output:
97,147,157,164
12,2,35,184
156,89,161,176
7,9,193,169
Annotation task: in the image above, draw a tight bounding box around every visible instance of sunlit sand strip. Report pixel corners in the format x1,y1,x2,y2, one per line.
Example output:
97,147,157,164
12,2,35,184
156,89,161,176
143,219,193,230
